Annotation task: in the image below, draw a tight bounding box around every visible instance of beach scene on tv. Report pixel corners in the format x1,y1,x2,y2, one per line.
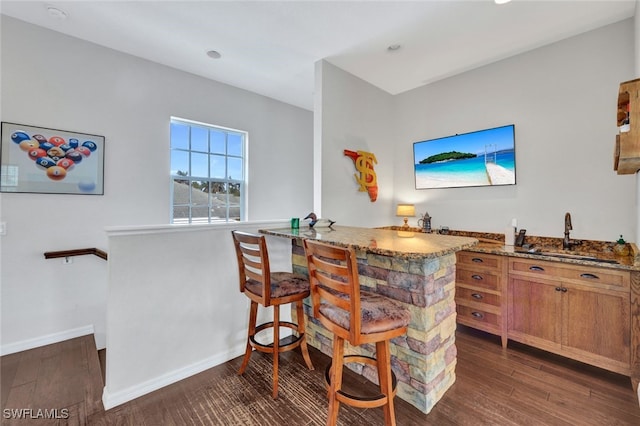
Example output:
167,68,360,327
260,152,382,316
413,125,516,189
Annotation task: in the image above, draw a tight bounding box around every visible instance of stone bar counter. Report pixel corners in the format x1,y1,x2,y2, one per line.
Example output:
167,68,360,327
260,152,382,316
260,225,477,413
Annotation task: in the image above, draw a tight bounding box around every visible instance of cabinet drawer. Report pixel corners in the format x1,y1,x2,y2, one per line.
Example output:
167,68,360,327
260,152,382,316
456,286,500,307
560,265,629,289
457,252,502,270
457,304,500,327
456,268,500,291
509,258,630,289
510,259,562,277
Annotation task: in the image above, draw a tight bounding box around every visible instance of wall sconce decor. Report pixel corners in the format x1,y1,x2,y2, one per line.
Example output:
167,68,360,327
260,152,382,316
396,204,415,229
344,149,378,202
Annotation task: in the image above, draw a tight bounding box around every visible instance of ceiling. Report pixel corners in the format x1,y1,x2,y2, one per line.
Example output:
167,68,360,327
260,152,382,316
0,1,636,111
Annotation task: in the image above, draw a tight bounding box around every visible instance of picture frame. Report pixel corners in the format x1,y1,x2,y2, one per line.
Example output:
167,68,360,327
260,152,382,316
413,124,516,190
1,122,105,195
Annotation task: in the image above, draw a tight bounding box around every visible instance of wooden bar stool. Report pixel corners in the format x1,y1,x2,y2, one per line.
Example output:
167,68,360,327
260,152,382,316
303,239,411,426
231,230,314,398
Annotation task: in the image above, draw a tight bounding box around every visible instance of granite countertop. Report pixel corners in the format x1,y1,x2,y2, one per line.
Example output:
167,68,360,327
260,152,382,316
380,227,640,271
260,225,478,260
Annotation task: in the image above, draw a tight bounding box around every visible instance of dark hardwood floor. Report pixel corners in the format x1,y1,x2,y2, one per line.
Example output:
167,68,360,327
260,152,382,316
2,326,640,425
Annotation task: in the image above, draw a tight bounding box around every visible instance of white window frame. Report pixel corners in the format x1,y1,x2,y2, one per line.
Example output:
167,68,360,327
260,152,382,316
170,117,247,224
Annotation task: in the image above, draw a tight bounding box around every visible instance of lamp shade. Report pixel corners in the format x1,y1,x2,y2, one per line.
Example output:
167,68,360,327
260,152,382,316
396,204,415,217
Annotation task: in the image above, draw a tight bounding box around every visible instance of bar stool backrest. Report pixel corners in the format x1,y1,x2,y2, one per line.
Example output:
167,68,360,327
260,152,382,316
303,240,364,345
232,230,272,307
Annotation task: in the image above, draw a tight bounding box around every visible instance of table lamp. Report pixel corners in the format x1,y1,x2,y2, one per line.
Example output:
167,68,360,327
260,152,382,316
396,204,415,229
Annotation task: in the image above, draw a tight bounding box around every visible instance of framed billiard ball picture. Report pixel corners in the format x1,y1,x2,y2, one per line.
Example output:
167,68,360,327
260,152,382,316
0,122,104,195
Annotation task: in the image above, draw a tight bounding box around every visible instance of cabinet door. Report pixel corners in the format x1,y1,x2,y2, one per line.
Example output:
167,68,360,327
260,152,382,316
508,276,562,351
561,284,631,373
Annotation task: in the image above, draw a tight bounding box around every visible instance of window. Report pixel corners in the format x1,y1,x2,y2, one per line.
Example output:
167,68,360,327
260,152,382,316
170,117,246,224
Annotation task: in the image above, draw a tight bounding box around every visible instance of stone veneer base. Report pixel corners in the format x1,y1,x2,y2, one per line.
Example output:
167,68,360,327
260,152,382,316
291,239,458,414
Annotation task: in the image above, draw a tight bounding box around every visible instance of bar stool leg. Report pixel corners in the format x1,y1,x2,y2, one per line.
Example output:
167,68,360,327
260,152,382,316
296,300,314,370
376,340,396,426
327,336,345,426
239,301,258,375
272,304,280,399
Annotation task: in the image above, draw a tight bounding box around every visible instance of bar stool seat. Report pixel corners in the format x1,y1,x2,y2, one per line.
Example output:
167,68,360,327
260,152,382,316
244,272,309,299
319,291,411,334
232,230,314,399
303,239,411,426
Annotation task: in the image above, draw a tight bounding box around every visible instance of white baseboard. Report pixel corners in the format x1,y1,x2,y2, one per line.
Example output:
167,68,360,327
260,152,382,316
0,325,95,356
102,345,246,410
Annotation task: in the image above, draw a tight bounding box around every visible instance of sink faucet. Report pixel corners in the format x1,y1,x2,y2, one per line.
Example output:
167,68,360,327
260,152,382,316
563,212,572,250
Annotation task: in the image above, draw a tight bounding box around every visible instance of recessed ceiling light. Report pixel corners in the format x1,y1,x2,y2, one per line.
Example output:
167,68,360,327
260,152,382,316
206,50,222,59
387,44,401,52
495,0,512,4
46,5,68,19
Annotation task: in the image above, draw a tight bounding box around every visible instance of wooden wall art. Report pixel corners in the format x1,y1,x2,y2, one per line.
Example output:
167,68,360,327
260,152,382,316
344,149,377,202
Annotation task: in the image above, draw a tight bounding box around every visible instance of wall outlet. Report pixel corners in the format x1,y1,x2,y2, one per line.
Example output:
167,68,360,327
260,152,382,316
62,257,73,265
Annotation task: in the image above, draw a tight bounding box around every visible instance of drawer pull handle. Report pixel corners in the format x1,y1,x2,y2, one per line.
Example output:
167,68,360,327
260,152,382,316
471,293,483,300
471,274,483,281
471,311,484,319
471,258,484,263
529,265,545,272
580,273,599,280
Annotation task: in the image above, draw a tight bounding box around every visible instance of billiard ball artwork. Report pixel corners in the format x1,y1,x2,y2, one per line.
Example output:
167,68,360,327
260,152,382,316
3,124,103,194
10,130,99,182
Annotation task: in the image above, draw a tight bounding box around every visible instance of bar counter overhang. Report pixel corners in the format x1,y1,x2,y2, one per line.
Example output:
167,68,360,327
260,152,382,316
260,225,478,414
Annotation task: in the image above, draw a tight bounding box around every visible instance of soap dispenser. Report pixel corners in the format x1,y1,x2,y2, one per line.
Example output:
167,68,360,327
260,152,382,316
614,235,630,256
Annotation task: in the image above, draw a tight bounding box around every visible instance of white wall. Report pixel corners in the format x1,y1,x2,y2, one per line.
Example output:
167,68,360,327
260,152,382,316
635,0,640,245
392,19,635,242
318,19,636,242
0,16,313,353
103,220,291,408
315,60,396,227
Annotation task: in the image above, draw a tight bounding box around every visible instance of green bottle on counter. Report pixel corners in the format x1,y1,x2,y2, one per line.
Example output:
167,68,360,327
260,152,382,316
614,235,630,256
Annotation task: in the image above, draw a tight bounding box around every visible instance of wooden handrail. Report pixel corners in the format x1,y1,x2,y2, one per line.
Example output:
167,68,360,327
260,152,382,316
44,248,108,261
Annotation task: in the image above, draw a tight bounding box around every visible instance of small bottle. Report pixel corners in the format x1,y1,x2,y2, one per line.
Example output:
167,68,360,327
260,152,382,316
614,235,630,256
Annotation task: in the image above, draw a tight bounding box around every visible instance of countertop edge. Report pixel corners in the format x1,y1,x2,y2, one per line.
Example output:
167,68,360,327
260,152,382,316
260,227,479,260
464,245,639,271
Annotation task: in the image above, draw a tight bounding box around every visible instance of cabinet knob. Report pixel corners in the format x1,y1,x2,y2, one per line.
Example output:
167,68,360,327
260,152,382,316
471,311,484,319
529,265,545,272
471,293,483,300
555,287,562,291
471,274,483,281
580,273,599,280
471,258,484,263
562,287,568,293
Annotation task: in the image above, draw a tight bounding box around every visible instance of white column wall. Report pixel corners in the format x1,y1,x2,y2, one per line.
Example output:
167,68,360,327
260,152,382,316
103,220,292,408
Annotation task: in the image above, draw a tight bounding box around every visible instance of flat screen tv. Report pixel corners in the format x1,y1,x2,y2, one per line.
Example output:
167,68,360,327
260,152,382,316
413,124,516,189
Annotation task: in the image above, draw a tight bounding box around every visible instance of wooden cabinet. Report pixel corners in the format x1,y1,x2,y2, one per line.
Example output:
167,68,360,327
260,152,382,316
455,251,508,347
508,258,631,375
508,274,561,350
614,78,640,174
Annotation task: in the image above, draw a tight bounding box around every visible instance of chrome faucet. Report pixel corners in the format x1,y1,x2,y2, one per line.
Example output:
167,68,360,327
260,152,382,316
563,212,572,250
